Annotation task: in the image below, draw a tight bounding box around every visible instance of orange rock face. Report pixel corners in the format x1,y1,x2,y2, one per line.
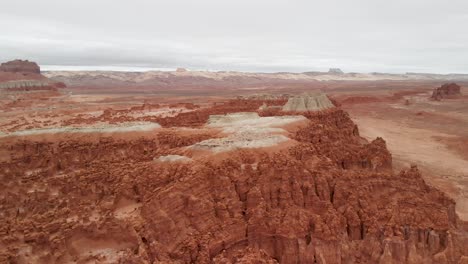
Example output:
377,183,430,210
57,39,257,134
0,103,467,263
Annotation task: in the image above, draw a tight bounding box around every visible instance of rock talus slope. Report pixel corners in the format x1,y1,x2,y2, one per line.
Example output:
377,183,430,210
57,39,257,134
0,101,467,263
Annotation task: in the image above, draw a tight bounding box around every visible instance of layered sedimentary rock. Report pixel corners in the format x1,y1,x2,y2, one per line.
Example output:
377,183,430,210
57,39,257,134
0,100,466,263
282,93,335,112
0,60,65,91
431,83,462,100
0,80,59,90
0,59,41,74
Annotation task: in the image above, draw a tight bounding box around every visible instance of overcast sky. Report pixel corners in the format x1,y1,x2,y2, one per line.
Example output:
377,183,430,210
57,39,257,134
1,0,467,73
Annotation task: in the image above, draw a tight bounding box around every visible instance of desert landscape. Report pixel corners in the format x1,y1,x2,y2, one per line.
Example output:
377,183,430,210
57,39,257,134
0,60,467,263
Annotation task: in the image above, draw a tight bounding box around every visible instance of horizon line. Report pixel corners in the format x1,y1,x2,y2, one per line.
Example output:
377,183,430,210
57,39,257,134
40,65,468,76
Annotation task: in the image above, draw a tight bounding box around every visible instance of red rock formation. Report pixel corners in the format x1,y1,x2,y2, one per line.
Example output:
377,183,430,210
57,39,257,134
0,59,41,74
0,103,466,263
431,83,462,101
0,60,66,93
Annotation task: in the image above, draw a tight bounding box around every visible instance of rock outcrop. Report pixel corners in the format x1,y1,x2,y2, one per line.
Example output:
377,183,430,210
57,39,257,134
0,60,65,91
431,83,461,100
0,59,41,74
282,93,335,112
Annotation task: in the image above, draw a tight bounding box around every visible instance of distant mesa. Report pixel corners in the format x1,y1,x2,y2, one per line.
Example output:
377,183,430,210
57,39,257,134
176,67,188,72
431,82,461,101
0,59,41,74
328,68,344,74
282,93,335,112
0,59,66,91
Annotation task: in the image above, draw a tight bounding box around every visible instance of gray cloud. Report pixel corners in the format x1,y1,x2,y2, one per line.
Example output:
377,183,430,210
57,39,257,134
1,0,467,73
